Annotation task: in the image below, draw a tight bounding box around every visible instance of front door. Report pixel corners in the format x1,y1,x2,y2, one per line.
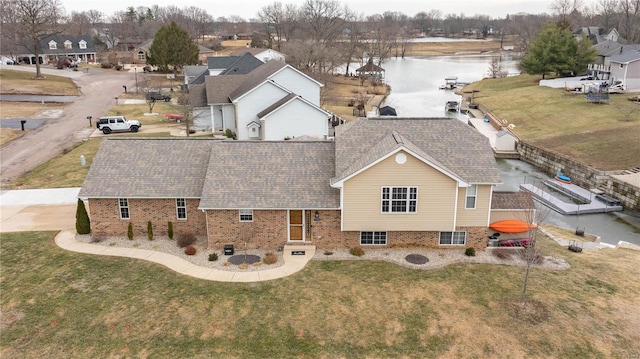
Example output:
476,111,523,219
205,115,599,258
289,210,304,241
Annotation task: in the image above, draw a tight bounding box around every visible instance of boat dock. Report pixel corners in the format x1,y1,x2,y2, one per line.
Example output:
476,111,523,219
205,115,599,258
520,180,623,215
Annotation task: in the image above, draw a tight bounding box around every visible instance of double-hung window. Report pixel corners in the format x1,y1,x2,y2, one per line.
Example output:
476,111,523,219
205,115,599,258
239,209,253,222
439,231,466,245
465,185,477,209
360,231,387,245
382,186,417,213
118,198,130,219
176,198,187,219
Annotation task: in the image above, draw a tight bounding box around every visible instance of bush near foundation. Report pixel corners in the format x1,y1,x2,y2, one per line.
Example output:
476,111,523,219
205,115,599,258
177,232,196,248
263,252,278,264
349,247,365,257
184,245,196,255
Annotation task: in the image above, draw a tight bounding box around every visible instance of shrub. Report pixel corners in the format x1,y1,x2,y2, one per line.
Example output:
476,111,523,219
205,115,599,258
493,248,512,260
208,252,218,261
167,221,174,239
177,232,196,248
349,247,365,257
147,221,154,241
465,247,476,257
127,223,133,240
100,63,113,69
184,245,196,255
324,250,334,255
224,128,236,139
75,199,91,235
90,236,105,243
263,252,278,265
114,65,122,71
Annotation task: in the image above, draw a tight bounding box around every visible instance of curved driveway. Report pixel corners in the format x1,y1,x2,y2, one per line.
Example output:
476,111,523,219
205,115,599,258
0,66,134,185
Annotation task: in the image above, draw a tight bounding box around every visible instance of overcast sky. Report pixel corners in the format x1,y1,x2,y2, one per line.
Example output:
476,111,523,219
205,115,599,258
60,0,554,20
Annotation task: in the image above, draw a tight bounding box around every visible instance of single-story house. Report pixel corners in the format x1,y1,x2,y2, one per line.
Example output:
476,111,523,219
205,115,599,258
79,118,535,251
14,34,96,65
132,39,213,65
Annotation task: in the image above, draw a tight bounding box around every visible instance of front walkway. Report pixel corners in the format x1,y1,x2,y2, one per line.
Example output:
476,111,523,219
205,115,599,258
54,231,315,282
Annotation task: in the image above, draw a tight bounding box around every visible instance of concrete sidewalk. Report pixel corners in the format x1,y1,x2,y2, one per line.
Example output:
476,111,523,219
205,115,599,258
0,188,79,232
55,231,314,282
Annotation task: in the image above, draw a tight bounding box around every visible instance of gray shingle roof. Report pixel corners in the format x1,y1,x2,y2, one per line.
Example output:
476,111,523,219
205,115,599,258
491,192,534,210
229,60,287,101
79,138,214,198
219,52,264,75
333,118,501,184
610,50,640,63
189,83,207,107
203,75,249,104
199,141,339,209
184,65,208,85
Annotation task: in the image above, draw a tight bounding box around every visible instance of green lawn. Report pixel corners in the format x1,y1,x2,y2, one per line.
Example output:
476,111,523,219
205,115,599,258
2,231,639,358
466,75,640,170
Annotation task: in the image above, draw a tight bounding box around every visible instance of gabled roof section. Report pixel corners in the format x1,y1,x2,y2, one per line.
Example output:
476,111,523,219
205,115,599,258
207,55,241,69
610,50,640,64
228,60,287,101
184,65,208,85
38,34,96,54
79,139,214,198
204,74,249,104
219,52,263,75
199,141,339,209
256,93,331,120
333,118,501,185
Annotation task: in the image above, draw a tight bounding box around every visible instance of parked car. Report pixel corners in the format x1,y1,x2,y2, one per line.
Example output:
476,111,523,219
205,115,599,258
96,116,141,134
145,91,172,102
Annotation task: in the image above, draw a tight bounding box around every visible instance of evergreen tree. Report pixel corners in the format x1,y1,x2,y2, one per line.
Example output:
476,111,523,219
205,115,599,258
147,21,199,72
521,23,596,79
75,199,91,234
147,221,154,241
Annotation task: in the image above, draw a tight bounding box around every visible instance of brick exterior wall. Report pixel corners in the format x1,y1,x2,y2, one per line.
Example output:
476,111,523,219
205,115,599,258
87,198,207,238
204,209,488,250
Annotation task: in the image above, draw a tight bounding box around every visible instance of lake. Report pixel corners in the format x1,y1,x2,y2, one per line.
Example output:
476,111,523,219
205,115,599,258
380,55,640,246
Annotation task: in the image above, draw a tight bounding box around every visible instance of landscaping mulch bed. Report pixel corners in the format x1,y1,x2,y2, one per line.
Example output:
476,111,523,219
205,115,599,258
228,254,261,265
405,254,429,265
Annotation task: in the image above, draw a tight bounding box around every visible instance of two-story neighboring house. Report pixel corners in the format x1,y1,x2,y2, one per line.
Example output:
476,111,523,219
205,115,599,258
15,35,96,65
190,59,331,140
79,118,534,251
230,48,286,63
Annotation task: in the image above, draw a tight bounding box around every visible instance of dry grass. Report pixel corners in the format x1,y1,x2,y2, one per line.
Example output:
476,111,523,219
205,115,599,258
0,128,24,146
322,75,387,120
407,39,507,56
0,102,68,118
465,75,640,170
1,231,639,358
0,68,79,95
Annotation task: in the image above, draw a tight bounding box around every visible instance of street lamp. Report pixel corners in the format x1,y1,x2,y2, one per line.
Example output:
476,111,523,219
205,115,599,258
135,67,138,94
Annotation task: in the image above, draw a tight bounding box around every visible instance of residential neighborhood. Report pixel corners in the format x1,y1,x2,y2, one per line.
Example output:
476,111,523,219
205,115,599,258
1,1,640,357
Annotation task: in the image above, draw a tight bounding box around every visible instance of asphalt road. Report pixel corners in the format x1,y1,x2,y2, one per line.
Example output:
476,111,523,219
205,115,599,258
0,66,135,185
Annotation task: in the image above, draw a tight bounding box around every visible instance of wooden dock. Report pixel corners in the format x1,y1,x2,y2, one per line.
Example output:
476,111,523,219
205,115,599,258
520,180,623,215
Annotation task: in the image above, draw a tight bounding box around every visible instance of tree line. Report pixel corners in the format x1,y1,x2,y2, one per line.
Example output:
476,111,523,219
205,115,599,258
1,0,639,77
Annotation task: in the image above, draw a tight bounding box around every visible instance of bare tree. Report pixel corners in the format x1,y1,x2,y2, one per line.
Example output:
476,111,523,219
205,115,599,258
259,1,299,51
550,0,585,27
11,0,65,78
596,0,619,29
518,193,551,306
300,0,345,43
618,0,640,43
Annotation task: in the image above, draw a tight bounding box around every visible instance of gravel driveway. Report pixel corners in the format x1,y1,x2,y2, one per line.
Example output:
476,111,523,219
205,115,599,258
0,67,134,185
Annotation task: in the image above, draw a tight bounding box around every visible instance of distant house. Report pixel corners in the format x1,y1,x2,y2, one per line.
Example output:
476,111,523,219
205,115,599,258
79,118,534,250
574,27,625,45
609,50,640,91
190,60,330,140
230,48,286,63
14,35,96,65
132,39,213,65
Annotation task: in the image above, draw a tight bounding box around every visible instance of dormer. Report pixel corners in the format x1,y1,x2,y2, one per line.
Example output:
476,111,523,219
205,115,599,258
64,40,72,49
49,41,57,50
79,40,87,49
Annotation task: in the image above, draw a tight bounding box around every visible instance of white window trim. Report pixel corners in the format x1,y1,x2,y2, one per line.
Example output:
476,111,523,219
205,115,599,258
381,186,418,214
239,209,253,222
439,231,467,245
465,184,477,209
360,231,387,245
176,198,187,220
79,40,87,49
64,40,72,49
118,198,130,219
48,41,57,50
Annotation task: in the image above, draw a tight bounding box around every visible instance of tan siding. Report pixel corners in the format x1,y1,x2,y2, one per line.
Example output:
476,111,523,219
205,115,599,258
490,210,534,223
456,185,492,226
342,151,457,231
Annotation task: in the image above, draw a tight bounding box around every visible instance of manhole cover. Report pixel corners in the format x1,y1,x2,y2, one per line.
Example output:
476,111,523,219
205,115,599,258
228,254,261,265
405,254,429,265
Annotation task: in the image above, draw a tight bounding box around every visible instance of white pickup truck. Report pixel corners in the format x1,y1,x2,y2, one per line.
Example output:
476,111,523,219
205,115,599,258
97,116,141,134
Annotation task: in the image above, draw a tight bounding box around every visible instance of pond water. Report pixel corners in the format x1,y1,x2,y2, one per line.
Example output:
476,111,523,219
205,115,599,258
380,55,640,245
